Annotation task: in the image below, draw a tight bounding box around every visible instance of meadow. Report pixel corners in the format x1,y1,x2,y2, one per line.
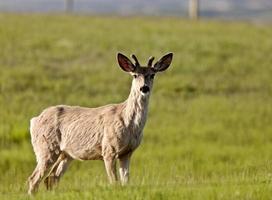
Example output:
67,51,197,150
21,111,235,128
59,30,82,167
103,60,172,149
0,14,272,199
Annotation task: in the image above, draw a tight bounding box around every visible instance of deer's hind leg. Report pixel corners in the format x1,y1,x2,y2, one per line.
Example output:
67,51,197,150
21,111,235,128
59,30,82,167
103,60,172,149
28,122,60,194
44,153,72,190
27,157,55,195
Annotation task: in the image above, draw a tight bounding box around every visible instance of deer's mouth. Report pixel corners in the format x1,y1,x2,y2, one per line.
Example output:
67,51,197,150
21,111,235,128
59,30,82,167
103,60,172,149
140,86,150,95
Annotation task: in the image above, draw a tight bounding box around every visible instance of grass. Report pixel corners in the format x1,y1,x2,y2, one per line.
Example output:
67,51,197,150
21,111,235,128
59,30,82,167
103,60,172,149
0,14,272,199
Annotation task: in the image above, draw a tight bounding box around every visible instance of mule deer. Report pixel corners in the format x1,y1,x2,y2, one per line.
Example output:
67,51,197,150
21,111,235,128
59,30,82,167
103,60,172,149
27,52,173,194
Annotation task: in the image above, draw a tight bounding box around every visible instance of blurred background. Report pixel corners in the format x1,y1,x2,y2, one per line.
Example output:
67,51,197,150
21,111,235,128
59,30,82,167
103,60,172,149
1,1,272,199
0,0,272,21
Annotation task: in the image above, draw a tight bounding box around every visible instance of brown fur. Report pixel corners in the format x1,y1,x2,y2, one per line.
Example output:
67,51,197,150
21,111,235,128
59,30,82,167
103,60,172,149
27,53,173,194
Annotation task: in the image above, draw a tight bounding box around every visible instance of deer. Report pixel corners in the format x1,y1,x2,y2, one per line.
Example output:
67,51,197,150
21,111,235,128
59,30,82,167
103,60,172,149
27,52,173,195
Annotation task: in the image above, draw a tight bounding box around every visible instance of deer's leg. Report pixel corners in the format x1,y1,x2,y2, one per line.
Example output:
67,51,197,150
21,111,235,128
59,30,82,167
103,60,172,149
119,153,131,185
27,162,50,195
54,156,71,180
44,154,63,190
44,153,72,190
103,156,118,184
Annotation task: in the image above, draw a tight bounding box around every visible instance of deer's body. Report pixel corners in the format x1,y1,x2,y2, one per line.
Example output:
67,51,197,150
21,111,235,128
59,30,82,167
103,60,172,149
31,86,148,162
27,53,173,195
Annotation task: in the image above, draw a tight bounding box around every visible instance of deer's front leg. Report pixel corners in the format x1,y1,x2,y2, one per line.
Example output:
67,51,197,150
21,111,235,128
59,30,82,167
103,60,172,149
119,153,131,185
103,156,118,184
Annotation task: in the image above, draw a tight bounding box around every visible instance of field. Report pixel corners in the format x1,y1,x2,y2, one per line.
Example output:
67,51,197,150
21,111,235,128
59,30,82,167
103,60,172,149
0,14,272,199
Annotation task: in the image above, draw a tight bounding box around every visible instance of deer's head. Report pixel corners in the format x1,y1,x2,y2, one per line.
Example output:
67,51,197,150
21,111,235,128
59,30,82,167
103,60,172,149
117,53,173,96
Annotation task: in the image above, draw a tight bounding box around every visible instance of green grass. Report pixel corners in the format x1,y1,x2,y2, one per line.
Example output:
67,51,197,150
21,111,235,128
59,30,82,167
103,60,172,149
1,14,272,199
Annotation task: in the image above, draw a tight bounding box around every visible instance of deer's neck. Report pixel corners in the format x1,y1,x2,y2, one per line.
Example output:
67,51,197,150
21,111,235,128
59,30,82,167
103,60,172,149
123,85,150,131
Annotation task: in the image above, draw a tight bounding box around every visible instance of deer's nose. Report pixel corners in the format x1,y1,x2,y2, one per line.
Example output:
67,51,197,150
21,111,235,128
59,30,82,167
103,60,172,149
140,85,150,93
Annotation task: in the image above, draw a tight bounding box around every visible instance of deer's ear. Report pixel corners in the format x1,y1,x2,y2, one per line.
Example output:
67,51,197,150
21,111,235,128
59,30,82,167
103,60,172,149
153,53,173,72
117,53,135,72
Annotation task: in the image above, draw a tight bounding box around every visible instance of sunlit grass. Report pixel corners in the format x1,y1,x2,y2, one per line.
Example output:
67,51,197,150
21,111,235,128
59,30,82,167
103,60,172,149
0,14,272,199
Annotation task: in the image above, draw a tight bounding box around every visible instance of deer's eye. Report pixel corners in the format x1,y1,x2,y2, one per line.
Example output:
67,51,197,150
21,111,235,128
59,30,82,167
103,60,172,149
150,74,155,79
133,74,138,78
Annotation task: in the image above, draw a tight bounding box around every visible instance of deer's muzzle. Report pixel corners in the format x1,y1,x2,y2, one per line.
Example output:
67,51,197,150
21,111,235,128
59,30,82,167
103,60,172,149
140,86,150,94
